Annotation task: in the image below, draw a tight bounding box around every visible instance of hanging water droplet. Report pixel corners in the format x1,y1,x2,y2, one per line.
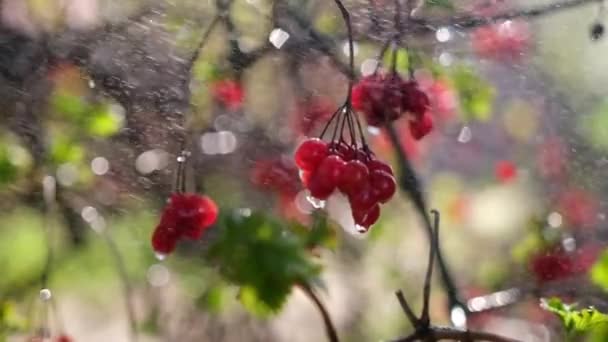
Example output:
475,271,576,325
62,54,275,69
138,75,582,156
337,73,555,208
88,79,95,88
306,195,326,209
177,155,186,163
39,288,52,301
355,224,367,234
155,252,167,261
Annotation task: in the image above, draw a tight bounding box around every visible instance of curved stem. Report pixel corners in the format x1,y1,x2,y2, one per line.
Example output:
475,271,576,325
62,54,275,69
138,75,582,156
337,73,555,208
298,283,339,342
385,124,465,317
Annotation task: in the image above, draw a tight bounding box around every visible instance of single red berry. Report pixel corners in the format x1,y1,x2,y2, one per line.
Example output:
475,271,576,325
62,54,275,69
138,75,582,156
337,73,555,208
170,194,218,239
300,170,313,187
353,204,381,230
349,182,378,212
403,82,430,118
316,155,347,190
495,160,517,183
295,138,328,171
338,160,370,194
56,335,73,342
531,251,573,282
409,112,434,140
370,170,397,203
307,172,335,200
151,225,179,254
211,79,244,110
367,159,394,175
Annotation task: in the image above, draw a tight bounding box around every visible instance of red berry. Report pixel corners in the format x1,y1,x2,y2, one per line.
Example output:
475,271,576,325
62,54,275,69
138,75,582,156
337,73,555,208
295,138,328,171
409,112,433,140
370,170,397,203
300,170,313,187
531,251,573,282
56,335,73,342
316,155,347,190
199,196,219,228
307,172,335,200
353,204,381,230
151,225,179,254
495,160,517,183
403,82,430,118
367,159,394,175
349,182,378,212
212,79,244,110
250,158,300,195
338,160,370,194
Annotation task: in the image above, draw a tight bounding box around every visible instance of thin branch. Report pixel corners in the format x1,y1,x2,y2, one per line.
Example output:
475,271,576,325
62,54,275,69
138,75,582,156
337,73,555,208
392,326,521,342
385,124,464,314
395,290,419,325
298,283,340,342
420,210,439,325
104,231,139,342
408,0,603,34
186,16,221,73
331,0,355,100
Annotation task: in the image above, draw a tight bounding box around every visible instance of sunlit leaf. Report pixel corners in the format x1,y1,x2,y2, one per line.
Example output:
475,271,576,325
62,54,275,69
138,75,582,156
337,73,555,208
451,66,495,121
541,297,608,334
87,106,122,137
591,249,608,290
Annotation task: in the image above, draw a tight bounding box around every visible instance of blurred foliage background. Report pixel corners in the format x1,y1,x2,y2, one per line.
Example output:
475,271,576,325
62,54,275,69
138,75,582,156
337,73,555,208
2,0,608,341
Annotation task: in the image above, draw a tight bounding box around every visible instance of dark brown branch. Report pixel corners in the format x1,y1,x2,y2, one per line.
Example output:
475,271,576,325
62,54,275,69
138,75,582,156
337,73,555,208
420,210,439,325
408,0,603,34
392,326,522,342
386,124,464,314
298,283,340,342
395,290,419,325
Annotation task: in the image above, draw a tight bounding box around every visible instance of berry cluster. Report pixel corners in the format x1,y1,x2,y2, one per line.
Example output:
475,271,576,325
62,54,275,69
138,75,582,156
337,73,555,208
295,138,396,232
151,151,219,255
352,73,433,140
151,193,219,254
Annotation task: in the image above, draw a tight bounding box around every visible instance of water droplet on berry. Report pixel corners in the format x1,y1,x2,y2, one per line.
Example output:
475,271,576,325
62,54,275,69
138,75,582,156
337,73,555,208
39,288,52,301
355,224,367,234
306,195,326,209
155,252,167,261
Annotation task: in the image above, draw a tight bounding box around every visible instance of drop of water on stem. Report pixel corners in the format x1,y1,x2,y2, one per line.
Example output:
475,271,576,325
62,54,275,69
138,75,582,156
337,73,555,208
155,252,167,261
306,196,325,209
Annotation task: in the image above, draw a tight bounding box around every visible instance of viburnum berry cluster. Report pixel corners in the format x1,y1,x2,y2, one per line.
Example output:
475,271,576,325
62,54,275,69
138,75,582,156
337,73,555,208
294,97,397,232
151,152,219,255
352,73,432,139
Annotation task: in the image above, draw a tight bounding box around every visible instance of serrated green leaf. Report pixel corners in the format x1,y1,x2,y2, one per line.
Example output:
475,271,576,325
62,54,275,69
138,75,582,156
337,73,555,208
451,66,495,122
541,297,608,334
206,211,321,317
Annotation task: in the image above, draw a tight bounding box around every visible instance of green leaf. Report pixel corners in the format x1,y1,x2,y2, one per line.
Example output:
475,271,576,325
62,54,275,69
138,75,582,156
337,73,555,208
425,0,454,9
541,297,608,334
580,102,608,151
451,66,495,122
196,285,228,314
86,105,123,137
206,211,321,316
0,147,17,185
52,92,87,120
382,49,410,74
591,249,608,290
50,136,84,165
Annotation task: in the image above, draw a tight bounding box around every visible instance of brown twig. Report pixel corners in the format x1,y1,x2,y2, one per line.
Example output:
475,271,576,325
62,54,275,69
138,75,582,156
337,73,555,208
392,211,521,342
298,283,340,342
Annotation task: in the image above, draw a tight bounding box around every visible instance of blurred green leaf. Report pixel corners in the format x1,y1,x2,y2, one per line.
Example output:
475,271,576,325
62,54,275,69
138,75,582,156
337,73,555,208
196,284,227,314
52,92,87,120
451,66,495,121
425,0,454,9
0,147,17,185
50,136,84,165
0,301,26,336
207,211,321,316
382,49,410,74
580,102,608,151
541,297,608,335
591,249,608,290
87,106,122,137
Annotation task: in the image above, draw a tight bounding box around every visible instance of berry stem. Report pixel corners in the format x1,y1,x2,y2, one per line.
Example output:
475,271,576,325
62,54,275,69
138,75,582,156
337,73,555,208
331,0,355,102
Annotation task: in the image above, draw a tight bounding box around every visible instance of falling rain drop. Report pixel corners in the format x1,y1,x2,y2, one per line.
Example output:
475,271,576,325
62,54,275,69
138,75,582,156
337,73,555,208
457,126,472,143
39,288,52,301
